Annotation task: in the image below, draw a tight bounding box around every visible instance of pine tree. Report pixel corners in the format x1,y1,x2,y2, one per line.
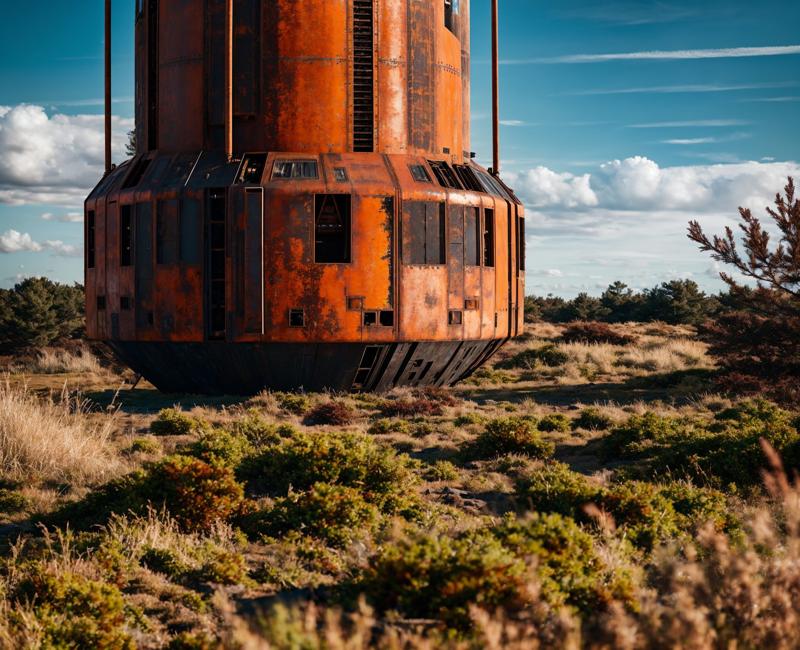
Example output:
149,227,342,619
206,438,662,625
688,177,800,402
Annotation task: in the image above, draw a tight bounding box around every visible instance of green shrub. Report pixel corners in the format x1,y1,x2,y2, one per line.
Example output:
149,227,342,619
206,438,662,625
151,408,197,436
367,418,411,435
188,427,253,467
498,344,569,370
453,412,486,427
0,488,29,514
196,545,248,585
59,455,246,533
276,392,310,415
574,407,614,431
465,367,516,385
603,400,800,490
230,410,285,447
357,511,633,631
304,401,356,426
470,418,555,459
493,513,635,612
426,460,459,482
239,430,415,515
13,568,134,649
538,413,572,433
357,528,530,631
127,436,162,455
516,462,738,550
140,547,188,579
247,483,379,548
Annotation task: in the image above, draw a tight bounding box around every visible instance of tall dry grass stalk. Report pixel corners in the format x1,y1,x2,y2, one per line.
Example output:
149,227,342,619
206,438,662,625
0,380,122,485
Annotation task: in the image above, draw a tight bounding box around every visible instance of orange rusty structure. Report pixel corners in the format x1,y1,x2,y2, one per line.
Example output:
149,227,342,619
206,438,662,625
85,0,525,393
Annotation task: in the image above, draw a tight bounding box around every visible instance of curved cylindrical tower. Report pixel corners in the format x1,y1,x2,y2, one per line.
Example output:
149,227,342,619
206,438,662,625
86,0,524,393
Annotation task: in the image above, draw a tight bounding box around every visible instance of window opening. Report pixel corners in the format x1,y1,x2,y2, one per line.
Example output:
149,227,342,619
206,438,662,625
121,296,132,310
427,160,463,189
334,167,349,182
465,207,480,266
87,210,96,269
444,0,456,33
409,164,432,183
517,216,526,271
289,309,305,328
120,205,133,267
272,160,319,180
449,310,463,325
315,194,352,264
122,157,151,189
453,164,483,192
97,296,107,310
484,208,495,267
379,311,394,327
207,190,227,340
363,311,378,327
237,154,268,184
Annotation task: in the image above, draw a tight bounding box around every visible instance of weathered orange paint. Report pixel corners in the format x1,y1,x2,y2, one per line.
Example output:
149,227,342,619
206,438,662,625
86,0,525,393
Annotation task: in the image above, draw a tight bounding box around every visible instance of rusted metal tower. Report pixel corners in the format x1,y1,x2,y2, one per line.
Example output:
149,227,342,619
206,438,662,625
86,0,525,394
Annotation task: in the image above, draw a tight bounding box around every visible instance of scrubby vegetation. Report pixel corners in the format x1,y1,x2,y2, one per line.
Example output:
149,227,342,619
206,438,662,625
3,250,800,647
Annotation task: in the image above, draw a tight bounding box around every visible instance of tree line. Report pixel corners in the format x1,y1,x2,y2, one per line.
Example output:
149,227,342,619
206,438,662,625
525,279,722,326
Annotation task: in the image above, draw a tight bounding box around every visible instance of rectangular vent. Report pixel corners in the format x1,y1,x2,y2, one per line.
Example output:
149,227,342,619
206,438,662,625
352,0,374,152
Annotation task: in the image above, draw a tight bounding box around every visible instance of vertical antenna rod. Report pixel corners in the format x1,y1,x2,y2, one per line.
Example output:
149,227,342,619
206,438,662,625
105,0,112,173
225,0,234,160
491,0,500,176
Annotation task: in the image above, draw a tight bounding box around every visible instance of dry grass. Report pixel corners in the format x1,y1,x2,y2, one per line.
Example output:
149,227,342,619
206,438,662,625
0,380,122,485
28,345,105,375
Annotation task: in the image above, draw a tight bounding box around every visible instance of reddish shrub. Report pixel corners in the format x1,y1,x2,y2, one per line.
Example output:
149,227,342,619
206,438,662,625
382,398,444,418
304,401,356,426
561,321,637,346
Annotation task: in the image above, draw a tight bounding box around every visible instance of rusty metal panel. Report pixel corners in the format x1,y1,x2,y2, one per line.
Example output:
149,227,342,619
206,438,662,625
407,0,434,152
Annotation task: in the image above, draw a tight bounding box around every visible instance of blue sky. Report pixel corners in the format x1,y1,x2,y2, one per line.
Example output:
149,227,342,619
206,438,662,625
1,0,799,297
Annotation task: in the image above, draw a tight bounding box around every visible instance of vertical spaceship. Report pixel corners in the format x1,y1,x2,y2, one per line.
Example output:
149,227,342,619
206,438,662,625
85,0,525,393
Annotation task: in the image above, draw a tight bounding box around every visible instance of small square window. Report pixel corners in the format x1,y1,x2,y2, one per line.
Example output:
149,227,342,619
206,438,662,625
465,298,479,311
347,296,365,311
449,310,463,325
120,296,132,311
97,296,107,310
289,309,305,328
379,310,395,327
409,164,431,183
363,311,378,327
333,167,349,182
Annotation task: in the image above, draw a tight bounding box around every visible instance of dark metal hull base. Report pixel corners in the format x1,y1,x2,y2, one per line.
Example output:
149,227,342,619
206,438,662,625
107,339,506,395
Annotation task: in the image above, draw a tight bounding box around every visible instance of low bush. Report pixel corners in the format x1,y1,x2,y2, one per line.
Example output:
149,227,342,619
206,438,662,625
239,430,416,515
498,344,568,370
538,413,572,433
11,568,134,649
561,321,637,346
275,392,310,415
127,436,162,455
230,411,287,447
150,408,197,436
247,483,379,548
57,455,246,533
574,407,614,431
188,427,253,468
603,400,800,490
367,418,411,435
357,512,633,632
516,462,739,550
356,528,530,631
470,417,555,459
381,398,444,418
303,401,356,426
0,488,28,514
453,412,486,427
426,460,460,482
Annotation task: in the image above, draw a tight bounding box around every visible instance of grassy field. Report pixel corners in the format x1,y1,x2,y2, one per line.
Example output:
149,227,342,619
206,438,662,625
0,323,798,648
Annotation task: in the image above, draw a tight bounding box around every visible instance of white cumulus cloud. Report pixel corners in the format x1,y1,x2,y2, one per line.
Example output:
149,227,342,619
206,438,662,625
0,104,133,206
0,229,81,257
